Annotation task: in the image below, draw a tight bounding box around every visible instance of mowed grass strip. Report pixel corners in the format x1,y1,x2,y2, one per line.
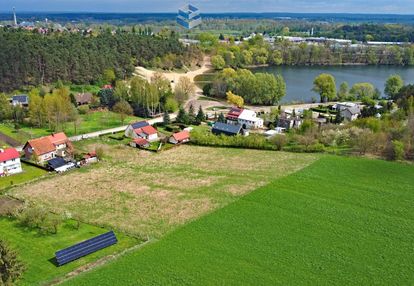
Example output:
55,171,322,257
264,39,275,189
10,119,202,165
64,156,414,286
0,163,47,191
0,218,139,286
0,111,143,143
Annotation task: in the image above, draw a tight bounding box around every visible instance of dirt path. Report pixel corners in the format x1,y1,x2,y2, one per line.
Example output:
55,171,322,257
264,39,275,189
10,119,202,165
135,57,212,110
0,132,21,147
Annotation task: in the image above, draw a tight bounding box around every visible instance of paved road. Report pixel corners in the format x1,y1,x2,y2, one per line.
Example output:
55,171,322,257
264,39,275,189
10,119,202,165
69,114,176,142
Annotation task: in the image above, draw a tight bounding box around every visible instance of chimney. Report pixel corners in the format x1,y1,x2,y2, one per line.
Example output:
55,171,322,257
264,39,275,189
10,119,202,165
13,7,17,26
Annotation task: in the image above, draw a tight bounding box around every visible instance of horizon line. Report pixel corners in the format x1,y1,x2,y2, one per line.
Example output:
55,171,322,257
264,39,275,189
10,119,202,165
0,11,414,16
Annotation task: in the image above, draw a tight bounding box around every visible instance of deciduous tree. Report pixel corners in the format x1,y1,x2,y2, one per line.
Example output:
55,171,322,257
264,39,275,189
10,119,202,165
313,74,336,103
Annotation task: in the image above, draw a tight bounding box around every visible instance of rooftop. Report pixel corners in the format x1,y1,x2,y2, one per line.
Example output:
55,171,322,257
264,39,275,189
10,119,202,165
0,148,20,162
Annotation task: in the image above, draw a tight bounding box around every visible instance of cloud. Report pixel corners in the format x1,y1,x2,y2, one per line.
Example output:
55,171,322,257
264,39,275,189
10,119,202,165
1,0,414,14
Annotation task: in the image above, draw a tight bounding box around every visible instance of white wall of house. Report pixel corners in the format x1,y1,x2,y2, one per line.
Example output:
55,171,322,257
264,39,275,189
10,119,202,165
0,158,22,176
237,110,264,129
341,110,359,121
38,151,57,163
147,133,158,142
124,125,135,138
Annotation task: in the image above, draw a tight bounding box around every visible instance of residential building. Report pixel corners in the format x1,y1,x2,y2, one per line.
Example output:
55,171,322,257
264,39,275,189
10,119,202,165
169,131,190,144
0,148,22,176
226,107,264,129
238,109,264,129
334,102,361,121
23,132,72,163
277,113,303,130
11,94,29,107
340,106,361,121
125,121,158,142
125,121,149,137
212,122,243,136
75,93,93,105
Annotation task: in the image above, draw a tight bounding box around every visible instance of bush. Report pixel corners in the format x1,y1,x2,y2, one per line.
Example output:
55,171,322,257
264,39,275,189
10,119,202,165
191,130,275,150
269,135,287,151
165,125,181,133
18,206,48,229
109,135,125,141
392,140,405,161
78,105,90,115
18,206,62,234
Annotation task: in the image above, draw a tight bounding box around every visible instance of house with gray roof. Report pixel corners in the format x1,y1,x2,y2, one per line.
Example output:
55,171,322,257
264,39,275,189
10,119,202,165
212,122,244,136
11,94,29,107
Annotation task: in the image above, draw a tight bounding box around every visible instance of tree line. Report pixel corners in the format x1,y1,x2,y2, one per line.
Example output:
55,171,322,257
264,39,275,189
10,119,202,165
0,28,199,92
209,35,414,69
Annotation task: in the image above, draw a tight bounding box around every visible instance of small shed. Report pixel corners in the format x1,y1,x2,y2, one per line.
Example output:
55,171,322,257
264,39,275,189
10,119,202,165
130,138,150,149
169,131,190,144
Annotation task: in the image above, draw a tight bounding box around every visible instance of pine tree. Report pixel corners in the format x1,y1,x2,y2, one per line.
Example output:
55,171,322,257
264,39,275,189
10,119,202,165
0,239,25,285
195,106,205,125
188,104,195,124
218,112,225,123
163,111,171,126
176,106,189,124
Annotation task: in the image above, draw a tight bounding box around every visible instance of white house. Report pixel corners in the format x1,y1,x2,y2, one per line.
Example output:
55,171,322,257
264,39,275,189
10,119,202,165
227,107,263,129
238,109,264,129
0,148,22,176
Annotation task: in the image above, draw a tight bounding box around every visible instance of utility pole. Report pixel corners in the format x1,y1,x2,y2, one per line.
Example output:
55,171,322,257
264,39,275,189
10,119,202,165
13,7,17,26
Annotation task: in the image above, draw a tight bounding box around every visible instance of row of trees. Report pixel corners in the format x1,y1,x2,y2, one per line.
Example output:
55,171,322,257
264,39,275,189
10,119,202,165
204,68,286,105
99,74,195,119
210,35,414,69
0,29,197,91
312,73,407,104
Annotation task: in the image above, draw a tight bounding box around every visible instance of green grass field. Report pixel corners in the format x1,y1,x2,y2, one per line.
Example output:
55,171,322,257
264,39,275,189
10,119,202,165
0,111,142,144
64,156,414,285
0,217,139,286
0,163,47,191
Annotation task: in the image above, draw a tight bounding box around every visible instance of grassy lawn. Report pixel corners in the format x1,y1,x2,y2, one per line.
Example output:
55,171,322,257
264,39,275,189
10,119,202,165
0,217,139,286
0,163,47,192
0,124,33,146
64,156,414,285
0,111,143,144
9,143,317,238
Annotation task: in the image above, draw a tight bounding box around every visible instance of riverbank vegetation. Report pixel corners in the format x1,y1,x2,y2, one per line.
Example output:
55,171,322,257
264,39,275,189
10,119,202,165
208,34,414,69
203,68,286,105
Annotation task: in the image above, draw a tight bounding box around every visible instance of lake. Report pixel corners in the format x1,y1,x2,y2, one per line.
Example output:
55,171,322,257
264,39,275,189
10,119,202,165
252,66,414,103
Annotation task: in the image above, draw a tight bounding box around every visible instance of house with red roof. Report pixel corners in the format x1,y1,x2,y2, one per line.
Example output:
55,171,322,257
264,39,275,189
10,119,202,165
226,107,264,129
169,130,190,145
23,132,73,163
125,121,159,142
130,138,150,149
0,148,22,176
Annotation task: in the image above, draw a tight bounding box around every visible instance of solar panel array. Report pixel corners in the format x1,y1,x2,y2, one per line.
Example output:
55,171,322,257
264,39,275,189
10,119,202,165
55,231,118,266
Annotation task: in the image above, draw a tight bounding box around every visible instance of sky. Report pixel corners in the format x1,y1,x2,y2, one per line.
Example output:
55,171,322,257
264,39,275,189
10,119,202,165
1,0,414,14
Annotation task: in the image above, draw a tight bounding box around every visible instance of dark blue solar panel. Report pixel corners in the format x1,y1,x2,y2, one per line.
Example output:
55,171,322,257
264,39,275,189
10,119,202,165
55,231,117,266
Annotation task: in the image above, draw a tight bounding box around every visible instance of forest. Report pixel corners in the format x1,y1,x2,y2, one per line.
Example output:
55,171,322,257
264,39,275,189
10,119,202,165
0,29,201,92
